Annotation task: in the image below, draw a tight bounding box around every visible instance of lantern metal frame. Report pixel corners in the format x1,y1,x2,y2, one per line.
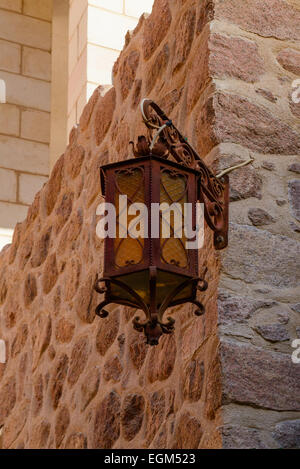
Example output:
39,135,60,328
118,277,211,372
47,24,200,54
94,99,229,345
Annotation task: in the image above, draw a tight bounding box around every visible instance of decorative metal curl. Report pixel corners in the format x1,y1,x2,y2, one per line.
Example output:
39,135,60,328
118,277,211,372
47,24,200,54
94,271,208,346
135,99,229,250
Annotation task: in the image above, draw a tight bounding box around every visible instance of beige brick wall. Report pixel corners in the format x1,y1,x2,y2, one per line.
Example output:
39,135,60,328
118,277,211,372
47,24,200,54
0,40,21,73
0,0,52,247
0,0,154,249
50,0,69,169
50,1,154,166
66,0,154,137
22,47,51,81
67,0,87,135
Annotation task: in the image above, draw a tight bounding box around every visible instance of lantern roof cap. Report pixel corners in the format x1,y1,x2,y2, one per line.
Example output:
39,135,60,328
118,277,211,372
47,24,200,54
100,153,201,196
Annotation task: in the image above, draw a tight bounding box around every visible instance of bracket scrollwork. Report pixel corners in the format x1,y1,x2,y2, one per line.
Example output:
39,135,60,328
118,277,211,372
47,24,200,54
130,99,229,250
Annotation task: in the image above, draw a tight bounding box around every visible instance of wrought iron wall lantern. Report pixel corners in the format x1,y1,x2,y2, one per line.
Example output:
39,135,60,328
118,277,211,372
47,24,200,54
94,99,230,345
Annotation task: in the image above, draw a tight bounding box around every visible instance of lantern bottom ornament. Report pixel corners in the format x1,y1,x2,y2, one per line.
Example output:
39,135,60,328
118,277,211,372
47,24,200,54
94,267,208,346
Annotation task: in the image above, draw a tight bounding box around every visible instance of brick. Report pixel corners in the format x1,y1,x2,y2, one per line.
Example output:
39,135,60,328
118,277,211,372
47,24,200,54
80,366,100,411
125,0,154,17
221,340,300,411
215,0,300,41
0,201,28,228
89,0,123,13
0,103,19,136
65,433,87,449
209,33,265,82
68,48,87,114
143,0,171,60
131,78,142,108
19,173,48,205
248,208,275,226
172,413,203,449
272,420,300,449
218,291,275,327
254,324,289,342
186,27,209,113
93,391,121,449
223,223,300,289
288,179,300,222
2,399,30,448
121,393,145,441
215,155,262,201
157,89,182,115
55,405,70,448
79,85,100,131
197,0,214,34
67,106,77,136
277,48,300,75
0,39,20,73
76,86,87,121
0,70,50,111
0,168,17,202
118,49,140,100
222,425,269,449
0,135,49,174
69,0,87,38
78,8,87,57
22,47,51,81
68,30,78,77
88,6,137,51
23,0,52,21
0,0,21,12
288,163,300,174
172,7,196,74
64,143,85,179
0,375,16,423
0,77,5,102
0,10,51,50
96,311,120,355
255,88,277,103
87,44,119,84
290,92,300,119
67,336,90,386
145,44,169,93
262,161,275,171
147,335,176,382
210,93,300,155
21,109,50,143
94,87,116,145
290,221,300,233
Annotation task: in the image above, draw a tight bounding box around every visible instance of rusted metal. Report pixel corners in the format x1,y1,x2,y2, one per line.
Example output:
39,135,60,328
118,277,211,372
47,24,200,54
95,271,207,346
94,99,229,345
135,98,229,250
101,155,199,279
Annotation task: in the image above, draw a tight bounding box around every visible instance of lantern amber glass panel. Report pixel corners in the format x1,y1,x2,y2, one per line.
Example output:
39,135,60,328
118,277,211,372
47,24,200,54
97,155,205,343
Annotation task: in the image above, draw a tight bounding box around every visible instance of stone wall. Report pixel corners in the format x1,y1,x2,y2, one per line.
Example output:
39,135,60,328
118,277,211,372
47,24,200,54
210,0,300,449
0,0,52,245
0,0,299,449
